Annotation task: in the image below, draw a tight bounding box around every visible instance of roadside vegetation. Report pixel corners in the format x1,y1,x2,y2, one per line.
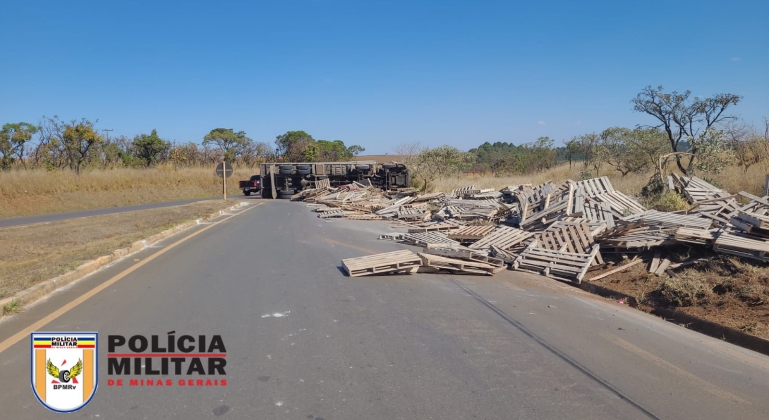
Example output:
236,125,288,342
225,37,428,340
0,199,240,299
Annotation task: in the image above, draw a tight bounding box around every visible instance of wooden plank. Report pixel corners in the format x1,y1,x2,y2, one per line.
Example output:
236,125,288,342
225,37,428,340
654,257,671,276
586,258,643,281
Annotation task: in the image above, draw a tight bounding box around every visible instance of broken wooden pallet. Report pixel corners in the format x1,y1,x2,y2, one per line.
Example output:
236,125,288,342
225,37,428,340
397,208,429,221
468,226,534,251
341,250,422,277
417,252,499,275
489,245,519,264
674,227,720,245
512,240,600,283
620,210,712,230
713,230,769,262
421,248,505,268
401,232,460,248
447,225,496,241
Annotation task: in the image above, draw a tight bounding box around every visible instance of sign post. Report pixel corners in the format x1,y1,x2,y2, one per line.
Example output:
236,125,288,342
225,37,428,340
215,161,234,200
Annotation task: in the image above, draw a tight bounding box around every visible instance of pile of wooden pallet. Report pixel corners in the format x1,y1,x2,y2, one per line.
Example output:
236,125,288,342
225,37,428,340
294,174,769,283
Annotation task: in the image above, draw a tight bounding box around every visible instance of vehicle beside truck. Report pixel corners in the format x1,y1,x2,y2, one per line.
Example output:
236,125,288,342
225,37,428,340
238,175,261,196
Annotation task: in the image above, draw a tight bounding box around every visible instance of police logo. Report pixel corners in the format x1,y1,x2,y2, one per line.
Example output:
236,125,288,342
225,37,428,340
31,332,98,412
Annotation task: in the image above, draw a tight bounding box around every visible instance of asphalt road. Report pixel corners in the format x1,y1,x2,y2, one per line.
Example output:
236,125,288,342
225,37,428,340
0,197,230,228
1,200,769,419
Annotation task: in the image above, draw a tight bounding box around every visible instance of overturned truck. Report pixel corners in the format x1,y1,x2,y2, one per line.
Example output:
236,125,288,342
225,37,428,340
259,161,410,199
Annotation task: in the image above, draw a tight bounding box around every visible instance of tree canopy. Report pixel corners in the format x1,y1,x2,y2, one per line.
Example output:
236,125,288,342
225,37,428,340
203,128,252,163
632,85,741,175
133,129,171,167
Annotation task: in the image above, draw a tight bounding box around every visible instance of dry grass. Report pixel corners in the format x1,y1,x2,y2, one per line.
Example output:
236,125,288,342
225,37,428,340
428,163,766,198
0,199,239,298
0,166,256,218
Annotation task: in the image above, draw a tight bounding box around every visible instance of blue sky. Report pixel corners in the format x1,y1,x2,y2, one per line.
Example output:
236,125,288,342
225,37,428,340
1,0,766,154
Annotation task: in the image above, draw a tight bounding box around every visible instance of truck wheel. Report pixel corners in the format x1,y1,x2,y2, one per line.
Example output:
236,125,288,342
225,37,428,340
296,165,311,175
356,164,370,171
382,164,397,169
244,191,251,196
278,190,294,199
279,166,293,175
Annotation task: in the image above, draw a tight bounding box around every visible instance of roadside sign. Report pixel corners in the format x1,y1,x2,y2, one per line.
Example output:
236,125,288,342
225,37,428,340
215,162,233,178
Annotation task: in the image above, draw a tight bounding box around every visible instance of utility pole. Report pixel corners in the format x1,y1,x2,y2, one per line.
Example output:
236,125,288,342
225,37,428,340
102,129,113,141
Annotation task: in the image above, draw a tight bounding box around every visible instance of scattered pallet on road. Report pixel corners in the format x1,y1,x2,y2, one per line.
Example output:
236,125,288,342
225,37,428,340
421,248,505,268
418,252,500,275
342,250,422,277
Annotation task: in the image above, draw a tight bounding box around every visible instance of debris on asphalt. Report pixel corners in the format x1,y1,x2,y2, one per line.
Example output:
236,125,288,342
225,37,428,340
293,174,769,283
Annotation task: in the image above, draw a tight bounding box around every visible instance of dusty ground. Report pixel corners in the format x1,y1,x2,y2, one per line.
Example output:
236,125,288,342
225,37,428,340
587,247,769,340
0,199,240,300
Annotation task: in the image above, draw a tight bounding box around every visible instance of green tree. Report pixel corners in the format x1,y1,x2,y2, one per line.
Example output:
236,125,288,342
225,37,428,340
411,145,473,191
632,85,741,175
0,122,38,170
347,144,365,157
316,140,352,161
203,128,252,163
61,119,103,174
274,131,315,161
133,129,171,167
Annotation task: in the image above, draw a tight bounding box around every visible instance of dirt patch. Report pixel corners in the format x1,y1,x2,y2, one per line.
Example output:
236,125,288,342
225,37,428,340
587,246,769,340
0,199,240,299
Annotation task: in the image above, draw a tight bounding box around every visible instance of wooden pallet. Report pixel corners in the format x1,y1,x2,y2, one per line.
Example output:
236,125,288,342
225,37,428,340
397,208,429,221
734,211,769,230
599,229,675,249
620,210,712,230
489,245,519,264
378,233,404,241
553,217,608,237
318,209,345,218
574,176,615,197
421,248,505,268
315,178,331,189
591,191,646,217
674,227,720,245
450,185,477,198
401,232,460,248
346,214,384,220
341,250,423,277
581,199,615,228
447,224,496,241
417,252,498,275
537,222,603,266
468,226,534,251
713,230,769,262
512,240,600,283
406,220,464,233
